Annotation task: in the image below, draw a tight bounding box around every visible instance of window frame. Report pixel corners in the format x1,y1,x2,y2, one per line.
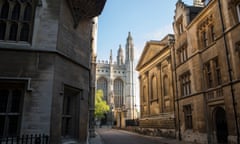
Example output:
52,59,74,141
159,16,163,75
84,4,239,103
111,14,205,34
177,44,188,64
183,104,193,129
0,83,24,137
0,0,36,43
179,71,191,97
113,79,124,107
61,86,81,139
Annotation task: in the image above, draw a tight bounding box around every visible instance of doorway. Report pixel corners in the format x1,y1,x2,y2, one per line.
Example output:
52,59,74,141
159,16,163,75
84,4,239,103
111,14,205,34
215,107,228,144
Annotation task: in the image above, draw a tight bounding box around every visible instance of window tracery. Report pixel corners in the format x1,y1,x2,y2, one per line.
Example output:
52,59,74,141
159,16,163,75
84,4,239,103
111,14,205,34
0,0,36,43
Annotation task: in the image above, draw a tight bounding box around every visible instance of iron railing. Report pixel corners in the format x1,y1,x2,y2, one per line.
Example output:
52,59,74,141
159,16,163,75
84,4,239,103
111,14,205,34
0,134,49,144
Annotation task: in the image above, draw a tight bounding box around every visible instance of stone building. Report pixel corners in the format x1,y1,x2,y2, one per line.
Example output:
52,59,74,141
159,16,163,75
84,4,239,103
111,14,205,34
96,32,136,127
0,0,106,143
172,0,240,143
136,34,175,137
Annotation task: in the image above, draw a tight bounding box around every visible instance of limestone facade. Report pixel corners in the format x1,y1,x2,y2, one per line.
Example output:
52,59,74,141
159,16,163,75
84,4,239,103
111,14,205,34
137,0,240,143
0,0,105,143
136,35,175,138
172,0,240,143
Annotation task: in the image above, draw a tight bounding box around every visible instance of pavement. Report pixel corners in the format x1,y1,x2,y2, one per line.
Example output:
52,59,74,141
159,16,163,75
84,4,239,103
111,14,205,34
88,126,195,144
88,130,104,144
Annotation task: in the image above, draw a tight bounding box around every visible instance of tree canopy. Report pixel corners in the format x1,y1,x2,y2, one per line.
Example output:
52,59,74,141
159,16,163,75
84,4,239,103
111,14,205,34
95,90,110,120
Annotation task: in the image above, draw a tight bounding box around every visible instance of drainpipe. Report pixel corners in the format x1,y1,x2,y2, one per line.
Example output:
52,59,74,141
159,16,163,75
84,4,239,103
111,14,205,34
170,38,182,141
217,0,240,143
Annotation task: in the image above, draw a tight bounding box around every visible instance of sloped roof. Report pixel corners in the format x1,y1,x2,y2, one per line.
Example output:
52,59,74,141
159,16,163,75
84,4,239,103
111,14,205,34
136,34,173,71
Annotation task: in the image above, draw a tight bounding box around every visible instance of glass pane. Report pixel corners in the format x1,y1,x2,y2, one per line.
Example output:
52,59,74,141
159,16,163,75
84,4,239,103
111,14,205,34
11,3,20,20
8,115,19,136
0,22,6,40
0,116,5,137
23,4,32,21
11,89,22,113
9,23,18,41
20,24,29,41
0,1,9,19
0,89,9,112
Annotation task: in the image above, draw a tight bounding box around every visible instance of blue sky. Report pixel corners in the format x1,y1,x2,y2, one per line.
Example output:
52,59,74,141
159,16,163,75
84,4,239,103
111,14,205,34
97,0,193,61
96,0,194,108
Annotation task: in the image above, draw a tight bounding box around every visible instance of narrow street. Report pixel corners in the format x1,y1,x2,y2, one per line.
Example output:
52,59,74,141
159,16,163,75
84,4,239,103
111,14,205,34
95,127,190,144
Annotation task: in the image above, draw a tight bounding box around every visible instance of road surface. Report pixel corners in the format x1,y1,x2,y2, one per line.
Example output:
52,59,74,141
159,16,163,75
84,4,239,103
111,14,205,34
96,127,189,144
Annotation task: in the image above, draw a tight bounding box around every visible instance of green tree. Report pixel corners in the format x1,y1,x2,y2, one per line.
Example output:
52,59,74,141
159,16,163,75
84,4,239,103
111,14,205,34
95,90,110,120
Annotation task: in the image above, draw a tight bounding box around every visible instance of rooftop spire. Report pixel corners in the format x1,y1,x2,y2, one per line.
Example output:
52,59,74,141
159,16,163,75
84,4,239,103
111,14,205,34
110,49,112,64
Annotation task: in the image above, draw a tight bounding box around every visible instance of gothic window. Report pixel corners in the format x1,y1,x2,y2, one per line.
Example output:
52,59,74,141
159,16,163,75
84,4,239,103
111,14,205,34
20,23,29,41
205,62,213,88
202,31,208,48
11,2,20,20
0,83,24,137
0,22,6,40
0,0,36,43
210,25,215,42
163,75,169,96
198,15,215,49
97,77,108,101
23,4,32,21
204,58,222,89
183,104,193,129
177,44,188,64
151,75,157,100
114,79,123,107
9,23,18,41
180,71,191,97
61,86,80,138
214,58,222,85
0,1,9,19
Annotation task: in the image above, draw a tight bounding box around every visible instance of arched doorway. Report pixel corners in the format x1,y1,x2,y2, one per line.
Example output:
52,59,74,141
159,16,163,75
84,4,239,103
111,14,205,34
215,107,228,143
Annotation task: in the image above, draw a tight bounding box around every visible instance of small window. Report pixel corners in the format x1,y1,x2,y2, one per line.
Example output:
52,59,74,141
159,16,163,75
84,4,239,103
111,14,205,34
206,62,213,88
180,71,191,97
179,23,183,34
177,44,188,64
183,105,193,129
210,25,215,42
237,3,240,22
202,31,208,47
214,59,221,85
